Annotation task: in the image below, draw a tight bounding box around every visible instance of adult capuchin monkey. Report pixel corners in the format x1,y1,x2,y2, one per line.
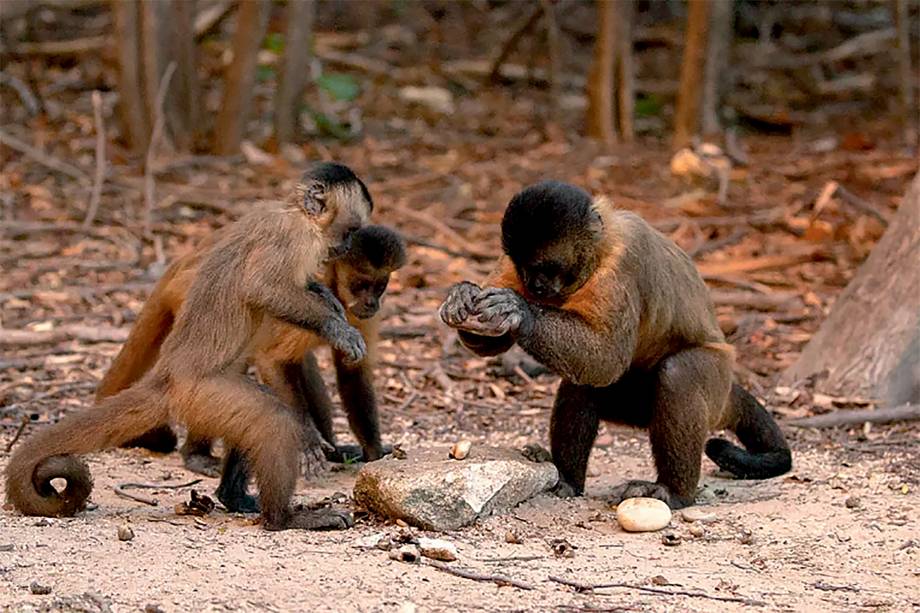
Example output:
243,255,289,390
439,181,791,509
96,221,405,486
6,162,372,530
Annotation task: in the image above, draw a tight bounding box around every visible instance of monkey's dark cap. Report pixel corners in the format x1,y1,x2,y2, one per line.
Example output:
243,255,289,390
502,180,596,254
304,162,374,211
348,224,407,270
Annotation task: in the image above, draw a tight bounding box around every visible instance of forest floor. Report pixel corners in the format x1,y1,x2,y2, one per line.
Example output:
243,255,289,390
2,8,920,608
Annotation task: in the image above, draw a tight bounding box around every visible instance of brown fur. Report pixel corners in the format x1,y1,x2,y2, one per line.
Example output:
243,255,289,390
6,176,370,529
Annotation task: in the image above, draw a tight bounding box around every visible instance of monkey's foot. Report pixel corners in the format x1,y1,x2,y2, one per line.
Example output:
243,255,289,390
608,480,693,509
270,506,355,531
549,481,580,498
521,443,553,463
183,453,222,478
218,491,260,514
325,443,392,464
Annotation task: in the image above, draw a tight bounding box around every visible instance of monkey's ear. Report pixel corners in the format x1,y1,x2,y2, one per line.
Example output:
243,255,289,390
303,184,328,216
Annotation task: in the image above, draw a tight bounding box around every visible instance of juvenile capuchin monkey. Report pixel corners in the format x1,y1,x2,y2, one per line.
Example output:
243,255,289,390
96,222,405,486
440,181,791,509
6,162,372,530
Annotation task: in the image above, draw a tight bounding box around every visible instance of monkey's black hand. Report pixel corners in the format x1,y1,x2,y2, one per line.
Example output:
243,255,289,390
307,281,347,320
324,320,367,366
439,281,482,327
473,287,533,336
608,480,693,510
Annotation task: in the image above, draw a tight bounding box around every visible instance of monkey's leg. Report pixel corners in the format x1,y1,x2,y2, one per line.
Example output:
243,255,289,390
297,353,338,449
216,448,259,513
609,348,731,509
175,375,352,531
550,381,603,497
180,433,220,478
332,350,388,462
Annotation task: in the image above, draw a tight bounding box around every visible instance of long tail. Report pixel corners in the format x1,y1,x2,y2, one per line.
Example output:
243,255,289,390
705,383,792,479
6,379,170,517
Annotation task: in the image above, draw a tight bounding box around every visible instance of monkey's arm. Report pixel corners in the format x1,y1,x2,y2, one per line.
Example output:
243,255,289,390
475,287,639,387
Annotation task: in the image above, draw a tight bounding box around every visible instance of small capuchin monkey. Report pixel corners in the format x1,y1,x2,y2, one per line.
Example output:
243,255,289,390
6,162,372,530
440,181,791,509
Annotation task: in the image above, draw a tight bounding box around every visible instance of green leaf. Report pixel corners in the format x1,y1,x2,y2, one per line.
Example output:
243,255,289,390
317,73,361,102
264,32,285,54
309,109,352,140
256,65,275,83
635,94,662,118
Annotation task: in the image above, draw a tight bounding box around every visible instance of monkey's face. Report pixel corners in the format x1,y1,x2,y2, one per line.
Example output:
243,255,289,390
337,268,391,319
515,242,597,304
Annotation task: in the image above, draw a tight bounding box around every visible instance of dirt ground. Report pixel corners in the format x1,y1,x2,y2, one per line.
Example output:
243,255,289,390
2,410,918,612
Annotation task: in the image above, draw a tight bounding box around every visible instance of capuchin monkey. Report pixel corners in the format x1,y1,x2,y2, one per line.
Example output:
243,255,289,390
6,162,372,530
440,181,791,509
96,223,405,482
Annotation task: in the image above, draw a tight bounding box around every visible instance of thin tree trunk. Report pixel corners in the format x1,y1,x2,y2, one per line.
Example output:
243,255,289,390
111,0,148,153
615,0,634,142
214,0,271,154
673,0,711,149
274,0,315,145
893,0,916,144
140,0,173,152
586,0,616,144
539,0,562,123
701,0,732,136
168,0,201,151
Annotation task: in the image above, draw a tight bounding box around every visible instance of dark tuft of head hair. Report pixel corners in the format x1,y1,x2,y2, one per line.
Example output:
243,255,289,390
347,225,407,271
501,181,598,258
304,162,374,211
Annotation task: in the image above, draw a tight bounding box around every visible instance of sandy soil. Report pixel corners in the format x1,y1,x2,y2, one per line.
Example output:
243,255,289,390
2,424,917,613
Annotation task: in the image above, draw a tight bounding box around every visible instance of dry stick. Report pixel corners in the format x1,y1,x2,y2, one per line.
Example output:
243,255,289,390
547,576,766,606
833,183,889,227
787,404,920,429
4,415,30,453
82,91,106,227
426,560,534,590
0,129,90,184
144,61,177,239
0,71,40,115
488,4,543,83
387,204,494,260
688,227,748,258
113,478,204,507
0,325,129,346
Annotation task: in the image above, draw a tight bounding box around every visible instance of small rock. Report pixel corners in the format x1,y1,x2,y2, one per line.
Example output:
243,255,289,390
616,498,672,532
175,490,215,517
117,525,134,541
398,86,455,114
449,440,472,460
845,496,861,509
354,446,558,531
354,533,384,549
417,537,458,561
395,519,409,528
29,582,52,595
389,544,420,564
549,538,576,558
680,507,717,523
661,531,682,546
739,528,755,545
688,525,705,538
650,575,669,586
505,530,523,544
144,605,165,613
34,518,53,527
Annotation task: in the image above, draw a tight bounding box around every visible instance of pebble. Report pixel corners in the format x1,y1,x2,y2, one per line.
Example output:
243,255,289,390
845,496,861,509
661,531,682,546
449,440,472,460
29,582,52,595
417,537,459,562
680,507,717,523
388,544,420,563
616,497,672,532
117,525,135,541
689,525,706,538
505,530,523,544
739,528,755,545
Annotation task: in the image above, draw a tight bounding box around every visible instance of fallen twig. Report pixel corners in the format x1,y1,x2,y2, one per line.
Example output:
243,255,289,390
0,325,129,346
688,228,748,259
144,61,177,239
0,71,40,115
404,235,493,261
828,182,888,226
4,415,30,452
697,247,825,277
0,281,152,302
426,560,534,590
787,404,920,429
548,576,766,605
0,129,90,184
82,91,106,227
113,479,203,507
388,203,494,260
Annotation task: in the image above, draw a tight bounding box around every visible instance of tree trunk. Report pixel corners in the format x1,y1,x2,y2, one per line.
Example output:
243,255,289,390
893,0,916,145
782,174,920,407
673,0,711,149
214,0,271,154
167,0,201,151
274,0,315,145
586,0,616,144
701,0,732,136
614,0,634,143
111,0,148,153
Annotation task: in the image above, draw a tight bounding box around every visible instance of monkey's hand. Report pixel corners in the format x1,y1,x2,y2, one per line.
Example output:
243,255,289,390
323,319,367,366
301,422,335,479
471,287,533,337
439,281,482,327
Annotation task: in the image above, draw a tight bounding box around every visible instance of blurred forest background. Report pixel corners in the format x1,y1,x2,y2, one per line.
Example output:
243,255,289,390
1,0,918,441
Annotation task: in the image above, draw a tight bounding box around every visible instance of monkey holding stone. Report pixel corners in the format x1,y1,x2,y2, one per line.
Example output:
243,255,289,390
6,162,371,530
440,181,791,509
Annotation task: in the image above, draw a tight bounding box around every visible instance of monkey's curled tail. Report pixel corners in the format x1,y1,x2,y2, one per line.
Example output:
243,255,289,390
705,384,792,479
6,380,170,517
